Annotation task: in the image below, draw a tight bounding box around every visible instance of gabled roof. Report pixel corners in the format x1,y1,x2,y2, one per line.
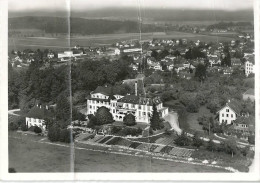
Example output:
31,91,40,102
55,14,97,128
91,86,112,96
226,99,243,115
117,95,162,106
27,105,54,119
243,88,254,96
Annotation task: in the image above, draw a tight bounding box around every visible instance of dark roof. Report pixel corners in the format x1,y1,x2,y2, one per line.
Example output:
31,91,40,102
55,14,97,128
226,99,243,114
244,88,254,96
117,95,162,105
92,86,112,96
27,105,54,119
234,116,254,125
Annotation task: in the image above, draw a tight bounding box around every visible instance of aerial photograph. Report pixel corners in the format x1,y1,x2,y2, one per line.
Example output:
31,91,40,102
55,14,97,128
7,0,255,173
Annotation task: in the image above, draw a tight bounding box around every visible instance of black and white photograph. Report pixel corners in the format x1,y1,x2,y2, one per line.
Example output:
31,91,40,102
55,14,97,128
1,0,260,181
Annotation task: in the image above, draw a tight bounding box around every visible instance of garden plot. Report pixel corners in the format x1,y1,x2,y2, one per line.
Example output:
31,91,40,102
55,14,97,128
115,138,133,147
135,143,151,151
129,142,142,149
153,145,166,153
97,136,113,144
160,146,174,154
169,147,194,157
155,137,175,145
105,137,121,145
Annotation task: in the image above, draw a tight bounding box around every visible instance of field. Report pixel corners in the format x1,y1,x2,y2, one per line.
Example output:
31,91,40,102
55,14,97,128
9,31,235,51
9,132,228,172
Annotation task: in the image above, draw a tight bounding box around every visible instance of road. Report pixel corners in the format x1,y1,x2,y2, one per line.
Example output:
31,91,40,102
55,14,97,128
163,112,182,134
8,109,20,116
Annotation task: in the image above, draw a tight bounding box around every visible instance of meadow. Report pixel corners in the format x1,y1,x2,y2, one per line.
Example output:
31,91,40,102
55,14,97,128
8,30,235,51
8,132,228,172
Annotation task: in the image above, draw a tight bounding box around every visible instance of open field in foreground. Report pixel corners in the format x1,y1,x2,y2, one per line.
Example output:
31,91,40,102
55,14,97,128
9,132,228,172
9,31,234,51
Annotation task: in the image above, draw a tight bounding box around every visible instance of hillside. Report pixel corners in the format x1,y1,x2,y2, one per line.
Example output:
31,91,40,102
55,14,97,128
9,16,140,35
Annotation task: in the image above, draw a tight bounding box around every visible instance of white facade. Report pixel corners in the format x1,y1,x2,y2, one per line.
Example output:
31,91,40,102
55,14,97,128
26,117,46,130
245,61,255,76
87,93,168,124
218,106,237,125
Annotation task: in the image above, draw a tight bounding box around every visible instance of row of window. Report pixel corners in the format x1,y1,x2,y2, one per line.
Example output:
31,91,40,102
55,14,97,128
92,94,108,99
222,113,234,118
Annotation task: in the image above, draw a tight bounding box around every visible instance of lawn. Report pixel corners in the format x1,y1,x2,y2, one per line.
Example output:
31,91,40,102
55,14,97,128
8,132,229,172
186,106,212,132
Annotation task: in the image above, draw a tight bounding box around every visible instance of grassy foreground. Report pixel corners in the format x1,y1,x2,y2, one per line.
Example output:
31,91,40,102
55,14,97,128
8,132,229,173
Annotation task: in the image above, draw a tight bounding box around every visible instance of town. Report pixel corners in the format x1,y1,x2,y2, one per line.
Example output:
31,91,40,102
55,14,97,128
8,19,255,173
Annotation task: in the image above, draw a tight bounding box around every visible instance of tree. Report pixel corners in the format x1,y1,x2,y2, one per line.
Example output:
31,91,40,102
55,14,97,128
55,93,71,128
192,133,203,148
206,139,216,152
150,103,163,130
96,106,114,125
224,138,237,157
195,63,206,83
59,129,72,143
175,131,190,146
48,124,60,142
123,113,136,126
186,101,199,113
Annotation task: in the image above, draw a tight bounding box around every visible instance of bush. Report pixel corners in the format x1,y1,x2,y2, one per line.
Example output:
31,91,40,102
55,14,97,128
192,133,204,148
34,126,42,134
9,122,18,131
123,113,136,126
248,135,255,144
175,132,191,146
48,124,61,142
59,129,72,143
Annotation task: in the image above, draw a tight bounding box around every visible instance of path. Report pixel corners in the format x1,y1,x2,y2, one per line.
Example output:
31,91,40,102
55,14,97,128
8,109,21,116
163,112,182,134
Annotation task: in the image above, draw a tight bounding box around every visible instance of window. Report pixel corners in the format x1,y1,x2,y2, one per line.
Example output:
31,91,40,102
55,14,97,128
231,114,233,118
90,105,92,109
226,114,229,117
139,105,141,110
222,114,224,117
222,120,224,123
143,112,146,116
226,109,229,112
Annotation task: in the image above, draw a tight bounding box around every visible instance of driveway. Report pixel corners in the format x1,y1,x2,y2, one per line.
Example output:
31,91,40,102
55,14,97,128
163,112,182,134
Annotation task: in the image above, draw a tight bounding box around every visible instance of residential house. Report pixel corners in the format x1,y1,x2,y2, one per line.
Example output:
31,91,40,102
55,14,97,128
227,116,255,138
231,58,241,67
25,104,53,131
217,99,243,125
223,67,233,75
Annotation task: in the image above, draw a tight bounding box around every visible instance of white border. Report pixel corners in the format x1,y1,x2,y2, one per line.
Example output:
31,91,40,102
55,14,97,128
1,0,260,181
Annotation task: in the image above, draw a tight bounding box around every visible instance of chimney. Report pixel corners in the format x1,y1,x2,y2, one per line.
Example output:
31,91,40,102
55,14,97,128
135,81,138,96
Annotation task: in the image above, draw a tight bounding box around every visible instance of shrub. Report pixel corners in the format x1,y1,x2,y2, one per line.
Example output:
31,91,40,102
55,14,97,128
248,135,255,144
186,101,199,113
123,113,136,126
59,129,72,143
34,126,42,134
175,131,191,146
9,122,18,131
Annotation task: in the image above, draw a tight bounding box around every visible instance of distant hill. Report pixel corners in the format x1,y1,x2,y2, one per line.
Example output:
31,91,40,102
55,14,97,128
9,16,140,35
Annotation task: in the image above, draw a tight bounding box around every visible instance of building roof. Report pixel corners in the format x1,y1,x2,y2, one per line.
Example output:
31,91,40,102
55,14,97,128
226,99,243,115
243,88,254,96
91,86,112,96
117,95,162,106
27,105,54,119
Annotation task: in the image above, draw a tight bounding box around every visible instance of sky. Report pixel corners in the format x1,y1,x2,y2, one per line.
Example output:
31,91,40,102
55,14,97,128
8,0,254,12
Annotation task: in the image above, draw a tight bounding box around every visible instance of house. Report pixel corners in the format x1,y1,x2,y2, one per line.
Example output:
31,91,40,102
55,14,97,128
245,60,255,77
47,53,55,59
86,84,168,123
25,104,53,131
217,99,243,125
243,88,255,102
223,67,233,75
227,116,255,138
231,58,241,67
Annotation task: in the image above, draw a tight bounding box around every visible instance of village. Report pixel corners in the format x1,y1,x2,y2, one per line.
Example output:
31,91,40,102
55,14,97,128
8,23,255,172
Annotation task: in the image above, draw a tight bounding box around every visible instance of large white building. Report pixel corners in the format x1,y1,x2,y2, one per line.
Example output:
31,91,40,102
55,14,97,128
217,100,242,125
86,85,169,123
245,60,255,77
